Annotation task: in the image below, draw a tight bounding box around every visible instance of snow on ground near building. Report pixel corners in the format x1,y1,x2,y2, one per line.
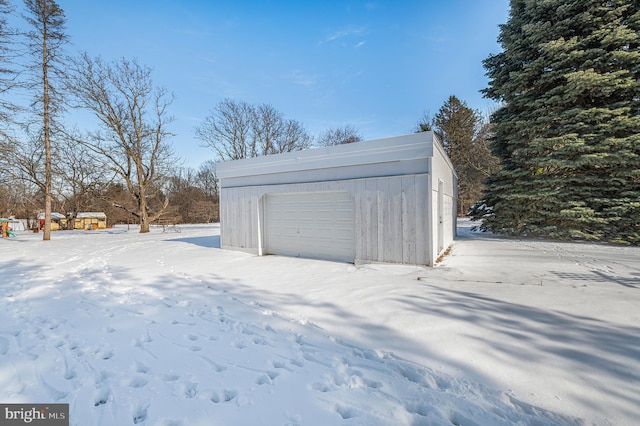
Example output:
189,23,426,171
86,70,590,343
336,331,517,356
0,220,638,425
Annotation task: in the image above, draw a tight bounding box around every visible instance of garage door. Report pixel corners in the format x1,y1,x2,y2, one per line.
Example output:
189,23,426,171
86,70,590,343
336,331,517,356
264,191,355,262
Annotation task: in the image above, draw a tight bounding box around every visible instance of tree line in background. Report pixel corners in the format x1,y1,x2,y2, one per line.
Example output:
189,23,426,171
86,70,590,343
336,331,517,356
0,0,368,237
0,0,186,236
195,98,364,162
2,0,491,239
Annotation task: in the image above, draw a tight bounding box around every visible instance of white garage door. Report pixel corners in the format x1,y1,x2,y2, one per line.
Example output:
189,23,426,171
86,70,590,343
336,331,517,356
265,191,355,263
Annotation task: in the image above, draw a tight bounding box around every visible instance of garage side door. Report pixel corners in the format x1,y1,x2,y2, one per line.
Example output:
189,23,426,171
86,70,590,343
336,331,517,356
265,191,355,263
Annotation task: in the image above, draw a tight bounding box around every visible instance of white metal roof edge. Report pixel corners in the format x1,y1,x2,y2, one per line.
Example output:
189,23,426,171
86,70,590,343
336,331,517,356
76,212,107,218
432,133,457,177
217,132,434,180
37,212,66,219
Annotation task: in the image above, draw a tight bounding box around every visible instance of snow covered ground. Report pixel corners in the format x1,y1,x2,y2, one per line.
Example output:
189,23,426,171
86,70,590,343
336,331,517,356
0,220,638,425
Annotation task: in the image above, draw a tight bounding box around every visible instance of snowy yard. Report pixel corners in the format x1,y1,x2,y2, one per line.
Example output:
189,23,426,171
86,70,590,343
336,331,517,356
0,220,638,425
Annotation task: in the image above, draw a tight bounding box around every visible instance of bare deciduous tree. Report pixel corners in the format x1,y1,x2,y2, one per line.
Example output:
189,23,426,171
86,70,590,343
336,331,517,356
414,111,433,133
0,0,18,134
196,98,312,161
317,124,362,146
54,135,112,228
67,53,177,233
195,160,218,200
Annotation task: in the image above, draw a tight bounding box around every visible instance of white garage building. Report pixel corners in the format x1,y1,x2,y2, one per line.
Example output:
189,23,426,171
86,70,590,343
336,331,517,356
216,132,457,266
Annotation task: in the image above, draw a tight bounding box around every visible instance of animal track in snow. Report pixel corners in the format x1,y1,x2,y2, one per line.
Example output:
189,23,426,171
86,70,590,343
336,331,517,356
132,402,149,424
270,359,293,371
232,339,247,350
335,404,357,420
162,372,180,382
395,365,441,389
223,390,237,402
252,336,268,345
255,371,279,385
209,389,237,404
133,360,150,374
179,381,198,399
98,348,113,360
93,387,110,407
128,375,148,388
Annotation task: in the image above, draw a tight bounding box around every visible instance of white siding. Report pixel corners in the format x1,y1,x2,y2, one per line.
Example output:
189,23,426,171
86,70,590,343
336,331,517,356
430,139,458,258
220,174,432,264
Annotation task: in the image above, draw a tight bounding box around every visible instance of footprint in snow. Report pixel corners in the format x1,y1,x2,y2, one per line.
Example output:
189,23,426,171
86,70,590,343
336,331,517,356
93,387,110,407
128,375,148,389
162,372,180,382
335,405,358,420
97,348,113,360
133,360,150,374
132,402,149,424
179,381,198,399
209,389,237,404
270,359,292,371
255,371,279,385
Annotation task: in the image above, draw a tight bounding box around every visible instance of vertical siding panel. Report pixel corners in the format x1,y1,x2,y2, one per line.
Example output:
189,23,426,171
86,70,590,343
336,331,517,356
388,177,403,263
364,179,377,261
226,189,234,247
345,180,359,263
219,189,227,246
251,187,258,248
229,190,236,247
238,188,245,248
376,179,387,262
245,187,254,248
360,180,368,261
415,175,429,265
236,188,246,248
239,188,247,248
240,188,248,248
402,176,417,264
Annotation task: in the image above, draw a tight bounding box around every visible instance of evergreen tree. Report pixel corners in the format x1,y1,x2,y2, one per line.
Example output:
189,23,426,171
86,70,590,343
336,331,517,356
474,0,640,244
423,96,500,216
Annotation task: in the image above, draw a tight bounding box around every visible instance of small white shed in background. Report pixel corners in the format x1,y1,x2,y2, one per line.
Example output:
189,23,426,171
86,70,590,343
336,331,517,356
216,132,457,266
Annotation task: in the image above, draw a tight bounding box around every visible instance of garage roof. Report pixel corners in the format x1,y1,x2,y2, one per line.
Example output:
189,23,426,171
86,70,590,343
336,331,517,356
217,132,438,188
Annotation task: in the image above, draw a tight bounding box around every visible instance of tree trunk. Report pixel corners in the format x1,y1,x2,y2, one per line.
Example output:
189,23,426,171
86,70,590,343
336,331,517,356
42,5,51,242
140,215,150,233
138,189,150,233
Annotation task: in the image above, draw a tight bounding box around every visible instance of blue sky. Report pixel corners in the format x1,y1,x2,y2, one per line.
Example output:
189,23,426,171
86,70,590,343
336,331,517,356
59,0,509,168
